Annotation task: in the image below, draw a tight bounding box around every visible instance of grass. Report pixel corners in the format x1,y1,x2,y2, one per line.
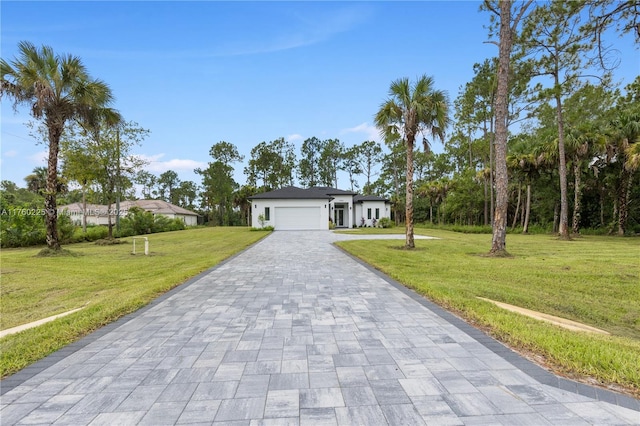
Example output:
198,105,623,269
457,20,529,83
0,227,269,378
335,226,640,396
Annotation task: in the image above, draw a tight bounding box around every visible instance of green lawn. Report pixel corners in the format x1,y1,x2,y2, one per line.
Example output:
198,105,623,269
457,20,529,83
0,227,269,378
336,227,640,396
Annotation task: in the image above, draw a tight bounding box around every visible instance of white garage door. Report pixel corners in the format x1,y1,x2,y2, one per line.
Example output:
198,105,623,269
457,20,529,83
275,207,321,230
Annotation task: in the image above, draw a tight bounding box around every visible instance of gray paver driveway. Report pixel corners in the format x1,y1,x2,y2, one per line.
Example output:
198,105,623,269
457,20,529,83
1,231,639,425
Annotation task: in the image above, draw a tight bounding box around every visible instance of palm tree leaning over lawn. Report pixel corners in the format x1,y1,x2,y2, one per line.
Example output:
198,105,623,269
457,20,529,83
375,75,450,248
1,41,115,250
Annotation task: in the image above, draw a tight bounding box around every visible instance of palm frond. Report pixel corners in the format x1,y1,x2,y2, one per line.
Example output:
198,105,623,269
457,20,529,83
624,142,640,171
388,77,411,107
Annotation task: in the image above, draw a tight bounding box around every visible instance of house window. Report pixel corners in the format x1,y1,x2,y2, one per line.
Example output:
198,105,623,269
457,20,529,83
264,207,270,221
375,208,380,219
367,208,372,219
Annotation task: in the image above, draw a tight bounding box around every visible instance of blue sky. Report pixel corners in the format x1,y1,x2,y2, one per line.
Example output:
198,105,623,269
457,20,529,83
1,1,638,192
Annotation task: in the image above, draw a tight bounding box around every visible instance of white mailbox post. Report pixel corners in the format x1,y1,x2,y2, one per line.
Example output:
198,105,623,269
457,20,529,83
132,237,149,255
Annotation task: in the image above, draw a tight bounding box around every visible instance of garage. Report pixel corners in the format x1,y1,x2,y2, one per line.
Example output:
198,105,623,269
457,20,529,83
275,207,322,230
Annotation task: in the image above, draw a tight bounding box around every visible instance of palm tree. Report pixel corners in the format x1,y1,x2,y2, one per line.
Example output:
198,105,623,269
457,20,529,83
375,75,449,248
607,112,640,235
24,167,48,195
565,124,605,234
1,41,115,250
507,152,538,233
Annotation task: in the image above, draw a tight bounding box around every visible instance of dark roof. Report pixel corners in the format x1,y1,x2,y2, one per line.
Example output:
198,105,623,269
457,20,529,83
308,187,356,196
353,194,390,203
248,186,333,200
248,186,384,201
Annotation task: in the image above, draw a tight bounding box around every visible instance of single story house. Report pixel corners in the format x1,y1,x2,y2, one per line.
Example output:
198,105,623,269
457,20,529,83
58,200,200,227
56,202,113,226
119,200,200,226
248,186,390,230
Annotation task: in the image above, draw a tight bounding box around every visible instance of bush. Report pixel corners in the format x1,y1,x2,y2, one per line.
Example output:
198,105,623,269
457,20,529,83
152,215,186,233
86,225,109,241
0,203,45,247
250,226,274,231
119,207,154,236
257,213,266,228
58,213,75,243
580,227,612,236
0,203,188,247
450,224,493,234
378,217,394,228
118,207,186,237
69,225,109,243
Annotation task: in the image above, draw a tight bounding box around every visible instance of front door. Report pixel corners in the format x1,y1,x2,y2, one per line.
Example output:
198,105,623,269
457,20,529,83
334,208,344,227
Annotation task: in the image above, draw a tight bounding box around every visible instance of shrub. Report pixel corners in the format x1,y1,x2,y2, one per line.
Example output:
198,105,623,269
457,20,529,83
69,225,109,243
378,217,394,228
153,215,186,233
118,207,186,236
58,213,75,243
0,203,44,247
119,206,154,236
85,225,109,241
250,226,274,231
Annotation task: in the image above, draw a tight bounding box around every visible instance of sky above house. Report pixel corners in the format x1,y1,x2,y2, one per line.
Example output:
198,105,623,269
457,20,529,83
1,1,638,192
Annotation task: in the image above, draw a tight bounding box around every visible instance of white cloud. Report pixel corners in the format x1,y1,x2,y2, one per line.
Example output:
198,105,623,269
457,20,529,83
341,122,381,142
3,150,18,157
213,5,371,57
155,158,207,172
136,153,206,174
286,134,303,142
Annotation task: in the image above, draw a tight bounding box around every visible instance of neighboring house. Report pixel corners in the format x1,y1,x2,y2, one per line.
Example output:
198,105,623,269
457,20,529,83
57,202,113,226
119,200,200,226
58,200,200,226
248,186,390,230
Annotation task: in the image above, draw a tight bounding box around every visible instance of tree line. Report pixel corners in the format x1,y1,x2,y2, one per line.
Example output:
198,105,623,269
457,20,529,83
1,0,638,252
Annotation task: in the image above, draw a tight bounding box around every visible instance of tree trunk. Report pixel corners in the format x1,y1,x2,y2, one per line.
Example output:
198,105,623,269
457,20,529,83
554,85,570,239
45,121,62,250
512,183,521,229
82,183,87,234
523,183,531,234
430,203,433,224
490,0,512,255
393,164,401,226
599,185,605,227
618,169,631,236
553,202,560,233
490,122,495,225
405,139,415,249
610,197,618,235
484,174,489,226
107,200,114,238
572,159,582,234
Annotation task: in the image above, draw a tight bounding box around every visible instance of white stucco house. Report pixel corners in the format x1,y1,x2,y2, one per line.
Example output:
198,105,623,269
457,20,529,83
248,186,390,230
57,203,114,226
59,200,200,226
119,200,200,226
